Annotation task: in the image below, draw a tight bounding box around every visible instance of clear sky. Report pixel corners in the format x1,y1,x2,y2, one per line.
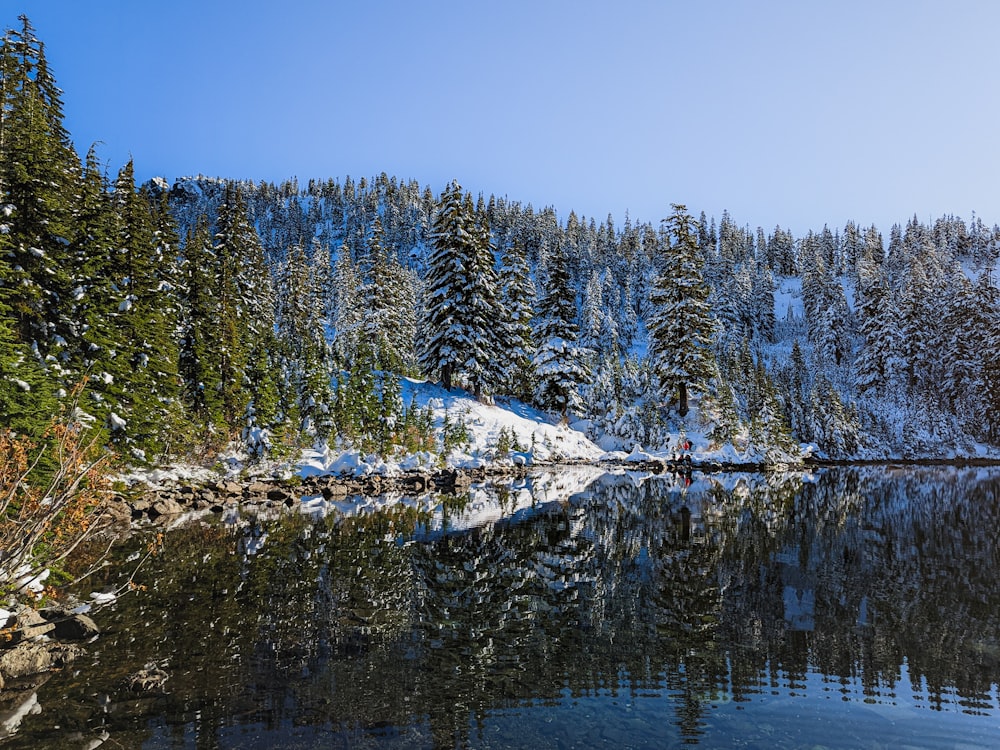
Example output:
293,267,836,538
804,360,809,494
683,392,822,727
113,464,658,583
13,0,1000,235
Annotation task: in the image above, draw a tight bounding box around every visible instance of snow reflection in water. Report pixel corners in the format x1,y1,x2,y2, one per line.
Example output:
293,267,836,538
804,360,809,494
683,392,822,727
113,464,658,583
5,466,1000,749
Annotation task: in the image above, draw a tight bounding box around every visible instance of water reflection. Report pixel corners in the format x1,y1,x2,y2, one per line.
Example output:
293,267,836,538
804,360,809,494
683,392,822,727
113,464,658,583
5,466,1000,748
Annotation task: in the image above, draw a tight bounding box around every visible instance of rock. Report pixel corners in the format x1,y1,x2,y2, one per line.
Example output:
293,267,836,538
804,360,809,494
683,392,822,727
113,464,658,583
220,481,243,496
44,611,100,641
150,497,184,517
403,474,427,493
432,469,458,488
124,663,169,692
321,483,348,499
104,499,133,525
0,641,82,681
243,482,271,499
194,489,216,505
12,610,54,643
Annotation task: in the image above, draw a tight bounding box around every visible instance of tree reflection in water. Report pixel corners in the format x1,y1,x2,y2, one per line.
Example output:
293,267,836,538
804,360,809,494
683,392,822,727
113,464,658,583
6,466,1000,748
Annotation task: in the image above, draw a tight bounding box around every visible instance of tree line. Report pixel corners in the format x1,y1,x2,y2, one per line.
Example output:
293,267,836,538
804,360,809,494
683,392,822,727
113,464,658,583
4,16,1000,466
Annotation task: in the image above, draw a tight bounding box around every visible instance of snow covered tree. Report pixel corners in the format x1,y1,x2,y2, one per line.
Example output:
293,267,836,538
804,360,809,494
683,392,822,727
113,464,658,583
533,240,590,421
104,161,184,454
496,239,536,399
0,16,79,361
853,254,900,395
0,237,54,437
275,241,334,440
419,181,500,399
648,204,717,418
179,216,224,429
360,216,417,374
212,183,278,436
977,269,1000,441
330,241,364,365
807,373,860,458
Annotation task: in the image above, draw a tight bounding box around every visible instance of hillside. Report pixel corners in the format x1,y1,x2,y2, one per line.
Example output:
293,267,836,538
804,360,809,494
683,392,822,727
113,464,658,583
3,18,1000,472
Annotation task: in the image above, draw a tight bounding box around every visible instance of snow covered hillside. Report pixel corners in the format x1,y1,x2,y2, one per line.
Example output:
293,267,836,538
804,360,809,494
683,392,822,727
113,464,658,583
296,378,607,478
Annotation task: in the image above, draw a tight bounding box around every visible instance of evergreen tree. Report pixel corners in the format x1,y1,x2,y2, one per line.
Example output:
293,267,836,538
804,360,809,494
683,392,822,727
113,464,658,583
0,233,54,436
419,181,500,398
648,205,717,417
330,241,364,365
533,240,590,420
496,239,535,400
360,216,417,374
275,241,333,440
977,268,1000,440
853,254,897,395
178,216,224,428
106,161,184,454
212,183,277,435
0,16,80,360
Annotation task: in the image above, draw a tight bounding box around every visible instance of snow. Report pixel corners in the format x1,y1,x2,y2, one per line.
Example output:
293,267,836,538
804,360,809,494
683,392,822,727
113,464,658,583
291,378,605,478
774,275,803,320
14,566,49,596
624,444,658,463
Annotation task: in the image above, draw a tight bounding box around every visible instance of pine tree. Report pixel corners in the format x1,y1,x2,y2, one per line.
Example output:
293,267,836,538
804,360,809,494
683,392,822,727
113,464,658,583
496,239,535,400
330,241,364,365
0,232,54,436
275,241,333,441
360,216,417,374
977,267,1000,441
419,181,500,398
853,254,896,395
212,183,277,435
0,16,80,360
648,204,717,417
178,216,224,428
532,240,589,421
106,161,183,454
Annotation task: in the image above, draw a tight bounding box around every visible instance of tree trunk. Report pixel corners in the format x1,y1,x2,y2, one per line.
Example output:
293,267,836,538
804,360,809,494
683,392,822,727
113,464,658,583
441,363,452,391
678,382,688,417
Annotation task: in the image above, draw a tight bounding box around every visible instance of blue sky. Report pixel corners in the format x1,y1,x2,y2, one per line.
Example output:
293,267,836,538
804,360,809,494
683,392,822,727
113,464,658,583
15,1,1000,235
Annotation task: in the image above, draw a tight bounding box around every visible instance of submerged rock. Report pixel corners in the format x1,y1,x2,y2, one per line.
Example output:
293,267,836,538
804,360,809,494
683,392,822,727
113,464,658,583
124,663,169,693
0,641,83,683
42,609,100,641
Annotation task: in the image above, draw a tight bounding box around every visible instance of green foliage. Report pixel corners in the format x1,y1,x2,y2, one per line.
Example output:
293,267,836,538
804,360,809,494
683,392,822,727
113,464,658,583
648,204,717,418
440,409,471,455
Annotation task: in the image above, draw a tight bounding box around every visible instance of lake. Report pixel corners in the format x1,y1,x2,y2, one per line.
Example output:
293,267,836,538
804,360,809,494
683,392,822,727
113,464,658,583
4,465,1000,749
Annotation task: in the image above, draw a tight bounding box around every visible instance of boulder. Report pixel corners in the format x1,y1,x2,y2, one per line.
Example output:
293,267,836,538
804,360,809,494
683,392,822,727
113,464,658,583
266,487,292,502
150,497,185,517
321,482,349,499
44,611,100,641
0,641,82,681
10,610,53,644
245,481,272,500
220,481,243,497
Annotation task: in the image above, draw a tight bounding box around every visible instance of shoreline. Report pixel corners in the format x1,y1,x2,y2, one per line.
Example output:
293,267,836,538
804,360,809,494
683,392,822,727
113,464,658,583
118,454,1000,524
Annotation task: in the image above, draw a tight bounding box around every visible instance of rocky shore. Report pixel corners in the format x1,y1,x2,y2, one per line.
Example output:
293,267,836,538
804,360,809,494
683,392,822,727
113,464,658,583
120,464,537,523
0,606,99,694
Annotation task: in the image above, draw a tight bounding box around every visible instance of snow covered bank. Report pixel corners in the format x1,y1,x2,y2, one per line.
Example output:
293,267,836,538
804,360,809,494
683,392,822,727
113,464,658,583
292,378,608,480
119,377,815,492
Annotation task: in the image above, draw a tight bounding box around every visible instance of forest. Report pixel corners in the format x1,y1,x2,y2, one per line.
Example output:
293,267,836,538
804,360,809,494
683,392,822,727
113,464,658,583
3,15,1000,471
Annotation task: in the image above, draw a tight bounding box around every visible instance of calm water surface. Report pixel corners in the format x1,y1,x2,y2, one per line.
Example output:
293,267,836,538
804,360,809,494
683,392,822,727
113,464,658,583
4,466,1000,749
